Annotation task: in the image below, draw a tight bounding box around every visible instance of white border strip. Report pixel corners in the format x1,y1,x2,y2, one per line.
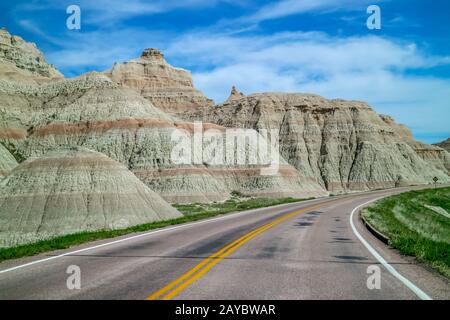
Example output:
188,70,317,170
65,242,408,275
350,198,432,300
0,198,323,275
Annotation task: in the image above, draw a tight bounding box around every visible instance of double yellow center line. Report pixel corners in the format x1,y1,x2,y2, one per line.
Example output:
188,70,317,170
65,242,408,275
146,199,339,300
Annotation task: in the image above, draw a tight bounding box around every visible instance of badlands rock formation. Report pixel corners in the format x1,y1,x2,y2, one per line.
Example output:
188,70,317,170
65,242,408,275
0,27,447,210
12,71,324,202
434,138,450,153
0,29,325,203
0,147,182,248
189,93,450,192
104,48,214,117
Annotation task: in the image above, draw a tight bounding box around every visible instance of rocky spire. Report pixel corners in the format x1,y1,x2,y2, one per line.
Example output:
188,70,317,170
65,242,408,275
140,48,165,61
226,85,245,103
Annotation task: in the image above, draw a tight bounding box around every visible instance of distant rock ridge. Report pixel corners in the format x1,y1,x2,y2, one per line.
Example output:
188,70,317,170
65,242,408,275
104,48,214,117
0,28,63,81
434,138,450,153
379,115,450,173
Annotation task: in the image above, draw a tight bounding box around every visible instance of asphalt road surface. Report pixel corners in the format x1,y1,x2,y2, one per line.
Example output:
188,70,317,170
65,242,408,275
0,186,449,300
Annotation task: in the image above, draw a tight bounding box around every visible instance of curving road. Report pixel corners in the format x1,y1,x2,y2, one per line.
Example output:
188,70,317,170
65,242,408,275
0,187,449,300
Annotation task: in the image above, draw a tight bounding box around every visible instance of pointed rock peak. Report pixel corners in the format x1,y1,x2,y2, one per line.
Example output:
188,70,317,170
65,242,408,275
226,85,245,102
141,48,165,61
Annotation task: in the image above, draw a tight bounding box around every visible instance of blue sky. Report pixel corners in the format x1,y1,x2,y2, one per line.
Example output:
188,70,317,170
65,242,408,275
0,0,449,143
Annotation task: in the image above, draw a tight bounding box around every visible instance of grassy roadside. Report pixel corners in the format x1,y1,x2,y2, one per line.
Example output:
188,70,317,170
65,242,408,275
173,195,314,216
361,187,450,278
0,196,312,263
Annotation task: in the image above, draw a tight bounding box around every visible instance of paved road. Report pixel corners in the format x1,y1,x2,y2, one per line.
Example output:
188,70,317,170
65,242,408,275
0,187,449,300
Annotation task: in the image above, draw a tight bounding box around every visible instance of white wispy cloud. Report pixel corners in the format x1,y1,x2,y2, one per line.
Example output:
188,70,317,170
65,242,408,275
245,0,373,23
15,0,244,25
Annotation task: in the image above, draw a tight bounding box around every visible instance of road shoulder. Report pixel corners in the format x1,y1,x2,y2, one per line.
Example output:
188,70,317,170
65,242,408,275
353,202,450,300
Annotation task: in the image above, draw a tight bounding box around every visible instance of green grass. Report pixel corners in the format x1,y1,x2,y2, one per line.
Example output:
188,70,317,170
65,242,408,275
0,196,311,263
361,187,450,278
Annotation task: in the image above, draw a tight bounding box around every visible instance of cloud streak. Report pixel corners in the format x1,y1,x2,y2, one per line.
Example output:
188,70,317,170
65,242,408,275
245,0,375,23
15,0,243,25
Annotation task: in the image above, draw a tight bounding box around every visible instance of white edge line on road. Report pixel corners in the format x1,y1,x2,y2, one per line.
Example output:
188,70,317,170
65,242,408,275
0,197,325,275
349,198,432,300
